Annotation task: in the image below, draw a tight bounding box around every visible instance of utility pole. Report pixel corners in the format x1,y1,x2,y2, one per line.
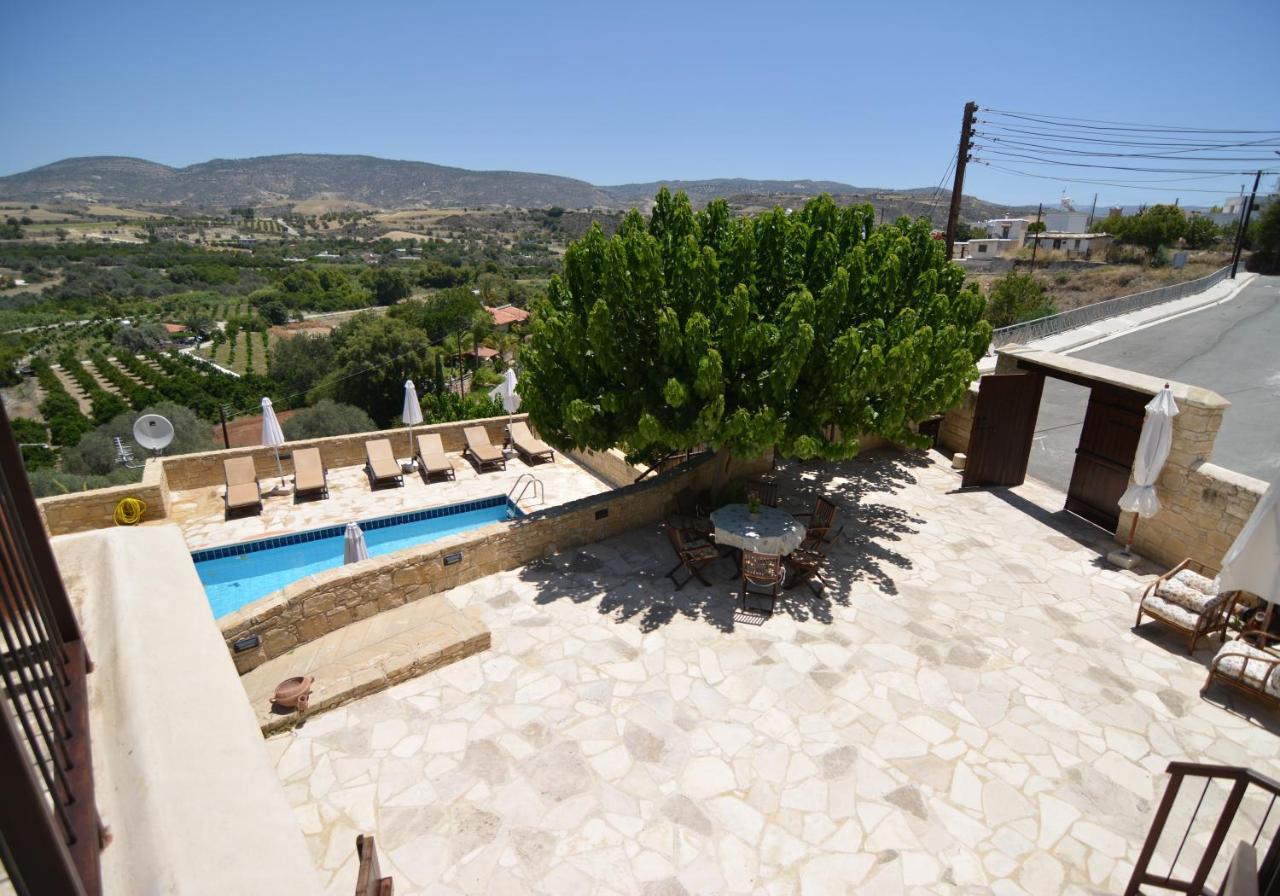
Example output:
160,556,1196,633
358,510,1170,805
1030,203,1043,268
1229,169,1262,280
219,404,231,449
1087,193,1097,229
944,100,978,260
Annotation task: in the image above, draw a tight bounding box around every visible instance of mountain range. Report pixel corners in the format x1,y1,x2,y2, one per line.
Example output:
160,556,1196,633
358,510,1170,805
0,153,1026,219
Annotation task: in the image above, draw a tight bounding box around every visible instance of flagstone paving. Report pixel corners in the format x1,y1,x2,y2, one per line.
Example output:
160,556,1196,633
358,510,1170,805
264,450,1280,895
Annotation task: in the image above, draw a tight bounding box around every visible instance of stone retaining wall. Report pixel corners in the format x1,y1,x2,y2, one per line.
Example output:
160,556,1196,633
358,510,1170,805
39,459,170,536
565,446,645,488
223,450,771,673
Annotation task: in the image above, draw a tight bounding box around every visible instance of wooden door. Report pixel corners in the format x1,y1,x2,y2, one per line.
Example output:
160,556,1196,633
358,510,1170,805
962,372,1045,488
1065,385,1146,530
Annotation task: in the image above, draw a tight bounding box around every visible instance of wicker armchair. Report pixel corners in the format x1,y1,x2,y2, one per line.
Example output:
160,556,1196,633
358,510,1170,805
1202,630,1280,709
1134,559,1232,653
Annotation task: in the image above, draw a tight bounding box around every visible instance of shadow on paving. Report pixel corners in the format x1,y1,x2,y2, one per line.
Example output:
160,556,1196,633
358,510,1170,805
516,450,929,633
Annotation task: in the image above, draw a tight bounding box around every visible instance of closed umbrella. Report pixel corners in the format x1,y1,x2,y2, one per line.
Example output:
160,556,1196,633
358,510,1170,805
489,366,521,424
1217,473,1280,629
343,522,370,565
402,379,424,469
1116,384,1178,558
261,396,287,491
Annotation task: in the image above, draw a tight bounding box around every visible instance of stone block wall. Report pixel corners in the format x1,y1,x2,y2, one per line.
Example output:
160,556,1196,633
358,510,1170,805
565,445,645,489
224,449,772,672
937,384,979,456
39,458,170,536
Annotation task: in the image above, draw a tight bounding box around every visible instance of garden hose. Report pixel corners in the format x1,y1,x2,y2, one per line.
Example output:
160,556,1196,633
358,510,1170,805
113,496,147,526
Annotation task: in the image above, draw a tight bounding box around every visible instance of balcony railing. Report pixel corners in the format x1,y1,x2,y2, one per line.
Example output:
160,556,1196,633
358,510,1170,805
0,401,102,895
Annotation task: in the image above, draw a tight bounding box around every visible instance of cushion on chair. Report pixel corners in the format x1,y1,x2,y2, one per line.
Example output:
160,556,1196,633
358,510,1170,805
1155,577,1223,615
1212,640,1280,698
1172,568,1218,596
686,544,720,562
1141,593,1203,630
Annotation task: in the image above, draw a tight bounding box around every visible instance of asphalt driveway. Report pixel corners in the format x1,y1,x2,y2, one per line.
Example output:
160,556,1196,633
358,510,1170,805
1026,274,1280,495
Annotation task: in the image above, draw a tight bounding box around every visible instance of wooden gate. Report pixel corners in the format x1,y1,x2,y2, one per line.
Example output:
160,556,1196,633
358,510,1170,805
1065,385,1145,530
962,372,1045,488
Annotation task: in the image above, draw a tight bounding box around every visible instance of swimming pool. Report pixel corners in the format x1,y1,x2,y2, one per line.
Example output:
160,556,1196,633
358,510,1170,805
193,496,521,619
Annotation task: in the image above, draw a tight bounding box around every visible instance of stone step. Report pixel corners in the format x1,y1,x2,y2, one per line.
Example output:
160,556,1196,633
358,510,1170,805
240,596,489,736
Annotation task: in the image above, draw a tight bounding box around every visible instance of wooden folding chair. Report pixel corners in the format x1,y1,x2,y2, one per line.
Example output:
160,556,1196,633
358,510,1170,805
662,521,720,590
744,479,779,508
740,551,784,615
796,496,842,552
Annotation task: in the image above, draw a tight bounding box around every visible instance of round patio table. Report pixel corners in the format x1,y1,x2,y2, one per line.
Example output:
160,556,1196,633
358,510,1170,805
710,503,807,556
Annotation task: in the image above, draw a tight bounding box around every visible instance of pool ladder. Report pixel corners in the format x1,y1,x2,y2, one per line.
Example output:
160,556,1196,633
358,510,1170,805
508,473,544,508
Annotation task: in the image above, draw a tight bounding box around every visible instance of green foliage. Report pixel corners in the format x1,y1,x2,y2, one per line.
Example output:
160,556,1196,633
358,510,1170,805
281,399,376,440
321,314,434,426
365,267,413,306
267,333,335,404
521,190,990,463
985,273,1056,328
27,468,141,499
11,417,48,444
1026,221,1047,234
1183,215,1221,250
1096,205,1187,254
420,390,503,424
31,357,91,446
1245,201,1280,274
114,322,169,353
388,287,489,343
61,401,215,476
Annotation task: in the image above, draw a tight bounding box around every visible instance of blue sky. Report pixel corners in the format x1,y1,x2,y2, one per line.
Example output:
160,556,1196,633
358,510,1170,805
3,0,1277,207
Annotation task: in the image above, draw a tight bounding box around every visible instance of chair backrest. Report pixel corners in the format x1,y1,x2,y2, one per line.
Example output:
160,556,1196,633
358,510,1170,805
741,551,782,585
745,479,779,508
662,521,686,555
811,497,838,531
224,456,258,486
366,439,394,465
464,426,490,450
417,433,444,456
675,487,703,517
293,447,322,477
509,421,534,443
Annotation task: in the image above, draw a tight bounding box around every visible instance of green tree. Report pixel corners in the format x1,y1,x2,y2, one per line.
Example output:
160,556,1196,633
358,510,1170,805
281,399,376,440
984,273,1056,328
366,268,413,306
1246,201,1280,274
1183,215,1220,250
389,287,488,342
1026,220,1047,234
61,401,216,476
321,314,433,425
268,332,335,402
1099,204,1187,254
113,322,168,353
520,190,990,464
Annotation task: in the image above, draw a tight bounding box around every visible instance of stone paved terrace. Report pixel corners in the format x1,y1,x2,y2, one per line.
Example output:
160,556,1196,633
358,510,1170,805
159,446,610,550
263,450,1280,895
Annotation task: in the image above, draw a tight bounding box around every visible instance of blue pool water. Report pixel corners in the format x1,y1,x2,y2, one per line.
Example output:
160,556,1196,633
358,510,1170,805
193,496,520,619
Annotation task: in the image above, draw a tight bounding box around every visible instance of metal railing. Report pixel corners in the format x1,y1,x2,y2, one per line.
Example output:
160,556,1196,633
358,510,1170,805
0,402,101,895
508,473,543,507
1126,762,1280,895
990,265,1231,350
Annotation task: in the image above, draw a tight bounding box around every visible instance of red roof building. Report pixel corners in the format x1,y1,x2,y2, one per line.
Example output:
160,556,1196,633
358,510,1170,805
486,304,530,328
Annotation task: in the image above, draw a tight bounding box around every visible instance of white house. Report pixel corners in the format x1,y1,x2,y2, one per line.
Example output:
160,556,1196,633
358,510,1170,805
1042,210,1089,233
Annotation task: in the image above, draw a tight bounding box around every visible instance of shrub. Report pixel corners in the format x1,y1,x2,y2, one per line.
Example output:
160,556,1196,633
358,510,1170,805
985,273,1056,328
281,400,375,440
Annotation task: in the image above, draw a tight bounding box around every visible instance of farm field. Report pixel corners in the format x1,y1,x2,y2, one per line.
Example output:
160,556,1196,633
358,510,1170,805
201,329,275,375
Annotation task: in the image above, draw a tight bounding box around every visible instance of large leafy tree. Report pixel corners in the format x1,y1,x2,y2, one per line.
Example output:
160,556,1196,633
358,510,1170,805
521,190,990,463
321,313,433,426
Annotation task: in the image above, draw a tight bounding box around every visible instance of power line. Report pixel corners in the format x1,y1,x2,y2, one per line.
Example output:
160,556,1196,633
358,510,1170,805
972,146,1273,176
974,124,1280,151
974,161,1250,194
980,108,1280,135
974,134,1280,163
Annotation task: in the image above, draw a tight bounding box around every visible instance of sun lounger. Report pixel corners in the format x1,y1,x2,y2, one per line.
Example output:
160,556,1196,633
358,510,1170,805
463,426,506,472
508,421,555,465
364,438,404,488
223,456,263,517
292,446,328,500
414,433,455,481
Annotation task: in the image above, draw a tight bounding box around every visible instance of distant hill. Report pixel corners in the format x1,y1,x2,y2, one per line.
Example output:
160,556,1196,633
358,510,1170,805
0,153,1034,222
0,154,613,210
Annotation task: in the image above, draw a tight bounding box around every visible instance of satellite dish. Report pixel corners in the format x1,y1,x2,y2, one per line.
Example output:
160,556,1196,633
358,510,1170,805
133,414,174,454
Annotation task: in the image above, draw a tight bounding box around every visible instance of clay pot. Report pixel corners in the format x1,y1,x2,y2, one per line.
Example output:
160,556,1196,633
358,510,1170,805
272,675,314,710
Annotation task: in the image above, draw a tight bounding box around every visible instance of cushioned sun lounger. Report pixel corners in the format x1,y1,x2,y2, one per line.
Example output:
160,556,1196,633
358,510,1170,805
463,426,506,472
223,456,263,517
364,438,404,488
414,433,455,481
292,447,329,499
508,421,555,464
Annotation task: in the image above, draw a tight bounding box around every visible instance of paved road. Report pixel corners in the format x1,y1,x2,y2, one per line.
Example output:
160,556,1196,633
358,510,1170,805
1027,274,1280,494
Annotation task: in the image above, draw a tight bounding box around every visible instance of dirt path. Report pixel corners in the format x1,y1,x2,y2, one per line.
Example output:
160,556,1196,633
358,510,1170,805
82,359,122,396
50,364,94,414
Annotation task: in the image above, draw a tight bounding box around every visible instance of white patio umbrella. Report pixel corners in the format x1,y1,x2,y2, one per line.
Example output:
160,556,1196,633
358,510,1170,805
343,522,370,565
489,366,521,424
1217,473,1280,629
260,396,287,491
1116,384,1178,555
402,379,424,468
